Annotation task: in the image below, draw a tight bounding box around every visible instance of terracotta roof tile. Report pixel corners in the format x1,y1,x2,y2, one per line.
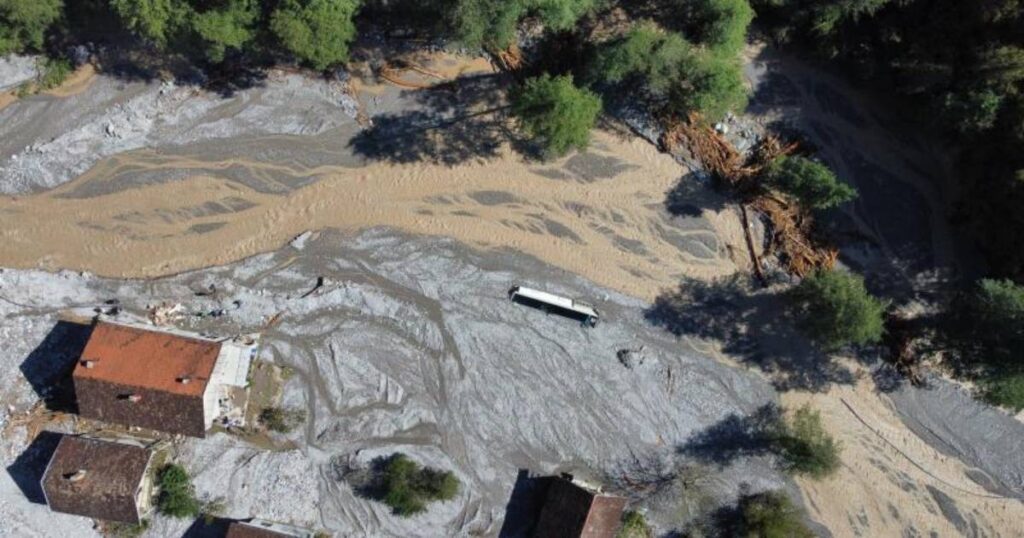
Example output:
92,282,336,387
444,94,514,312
74,321,220,398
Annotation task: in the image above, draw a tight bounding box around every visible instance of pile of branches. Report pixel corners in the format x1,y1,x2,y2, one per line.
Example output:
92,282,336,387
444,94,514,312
662,115,837,279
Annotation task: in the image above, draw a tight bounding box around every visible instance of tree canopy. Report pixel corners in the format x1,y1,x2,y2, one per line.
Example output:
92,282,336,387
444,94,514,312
764,155,857,210
380,454,460,517
735,490,816,538
271,0,359,70
776,404,842,479
157,463,200,519
590,20,748,120
790,269,887,350
512,73,602,157
453,0,599,50
0,0,62,55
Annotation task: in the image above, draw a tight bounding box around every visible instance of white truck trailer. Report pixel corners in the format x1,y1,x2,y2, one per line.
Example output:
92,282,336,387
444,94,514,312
508,286,600,327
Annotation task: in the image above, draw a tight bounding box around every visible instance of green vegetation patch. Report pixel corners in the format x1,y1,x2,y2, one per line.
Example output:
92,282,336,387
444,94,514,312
512,73,602,158
776,404,842,479
157,463,200,519
790,269,887,350
764,155,857,210
379,453,460,517
259,406,306,433
616,510,653,538
0,0,63,55
271,0,359,71
735,490,815,538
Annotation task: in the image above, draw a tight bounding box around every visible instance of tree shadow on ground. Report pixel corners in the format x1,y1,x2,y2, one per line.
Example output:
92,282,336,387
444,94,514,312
19,320,93,414
348,73,526,166
497,470,555,538
645,276,856,391
677,404,783,469
181,515,235,538
6,431,63,504
664,172,729,218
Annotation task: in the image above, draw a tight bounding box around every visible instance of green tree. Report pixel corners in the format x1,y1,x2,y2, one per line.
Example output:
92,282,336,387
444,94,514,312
512,73,602,157
735,490,815,538
271,0,359,71
452,0,598,50
765,155,857,209
681,0,754,55
0,0,62,55
670,51,747,120
950,279,1024,409
109,0,189,46
190,0,258,63
776,404,842,479
157,464,200,518
379,453,460,517
790,269,887,350
591,22,694,96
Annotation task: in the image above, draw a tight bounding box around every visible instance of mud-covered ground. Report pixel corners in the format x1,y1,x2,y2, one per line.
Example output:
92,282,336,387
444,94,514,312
1,44,1024,538
1,229,786,537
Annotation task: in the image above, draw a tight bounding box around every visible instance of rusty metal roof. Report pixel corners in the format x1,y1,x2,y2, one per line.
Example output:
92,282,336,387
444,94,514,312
533,478,626,538
74,321,220,398
40,434,152,524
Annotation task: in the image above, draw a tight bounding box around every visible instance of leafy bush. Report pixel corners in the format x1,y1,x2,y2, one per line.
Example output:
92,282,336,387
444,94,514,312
735,490,815,538
616,510,652,538
157,464,200,518
271,0,359,70
949,279,1024,410
512,73,602,157
776,404,842,479
790,269,887,350
0,0,63,55
36,57,72,90
259,406,306,433
105,519,149,538
764,155,857,210
380,453,460,517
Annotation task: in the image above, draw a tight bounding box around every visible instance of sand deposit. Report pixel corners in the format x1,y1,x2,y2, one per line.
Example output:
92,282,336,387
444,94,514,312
1,45,1023,538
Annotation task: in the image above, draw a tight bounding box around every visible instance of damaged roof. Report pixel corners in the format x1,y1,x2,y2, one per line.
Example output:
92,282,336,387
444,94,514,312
533,478,627,538
75,321,220,397
41,435,152,524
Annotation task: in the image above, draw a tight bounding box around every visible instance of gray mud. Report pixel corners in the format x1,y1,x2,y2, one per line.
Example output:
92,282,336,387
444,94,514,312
0,229,785,537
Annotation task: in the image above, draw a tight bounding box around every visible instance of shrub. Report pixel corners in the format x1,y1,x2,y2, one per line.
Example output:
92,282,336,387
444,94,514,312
945,280,1024,410
271,0,359,71
379,453,460,517
677,0,754,55
157,464,200,518
259,406,305,433
776,404,842,479
764,155,857,210
37,57,72,90
616,510,653,538
790,269,887,350
190,0,259,63
736,490,815,538
512,73,602,157
453,0,599,50
105,519,149,538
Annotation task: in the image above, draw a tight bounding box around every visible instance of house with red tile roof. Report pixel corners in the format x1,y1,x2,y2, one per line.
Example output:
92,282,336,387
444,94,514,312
73,320,256,437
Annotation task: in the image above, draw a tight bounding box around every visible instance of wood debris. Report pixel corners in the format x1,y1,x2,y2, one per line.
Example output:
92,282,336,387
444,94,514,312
662,114,836,279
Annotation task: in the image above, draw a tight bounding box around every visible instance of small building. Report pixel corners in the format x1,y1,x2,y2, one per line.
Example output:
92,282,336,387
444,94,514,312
533,476,626,538
40,434,155,524
225,518,319,538
73,320,256,438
